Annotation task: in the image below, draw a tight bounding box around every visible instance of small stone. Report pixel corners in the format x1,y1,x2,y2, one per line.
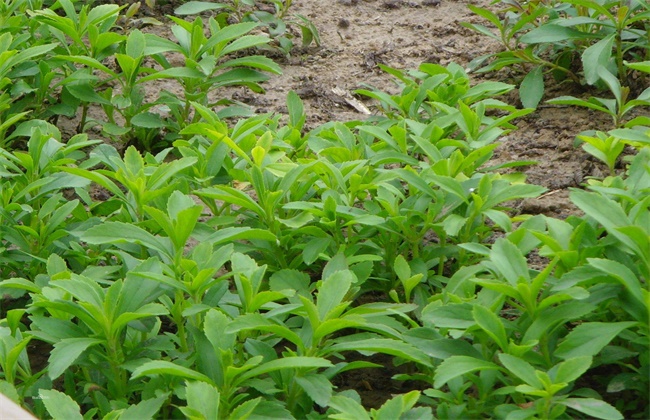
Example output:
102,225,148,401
338,18,350,29
423,0,441,6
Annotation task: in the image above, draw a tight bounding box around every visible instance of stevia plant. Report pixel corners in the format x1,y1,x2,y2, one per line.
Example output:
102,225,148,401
144,15,281,131
410,236,633,419
174,0,320,57
0,125,99,279
463,0,650,108
60,144,196,223
0,32,58,145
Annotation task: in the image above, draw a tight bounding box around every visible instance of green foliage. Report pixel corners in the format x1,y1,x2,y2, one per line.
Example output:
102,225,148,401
174,0,320,56
464,0,650,108
0,1,648,418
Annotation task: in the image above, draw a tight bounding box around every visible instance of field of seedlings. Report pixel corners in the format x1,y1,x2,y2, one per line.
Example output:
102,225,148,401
0,0,648,418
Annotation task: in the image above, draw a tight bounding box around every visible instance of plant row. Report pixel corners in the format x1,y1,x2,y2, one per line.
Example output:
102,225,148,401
0,0,648,419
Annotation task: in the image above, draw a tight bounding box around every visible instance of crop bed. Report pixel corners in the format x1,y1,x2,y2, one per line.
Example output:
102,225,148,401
0,0,648,419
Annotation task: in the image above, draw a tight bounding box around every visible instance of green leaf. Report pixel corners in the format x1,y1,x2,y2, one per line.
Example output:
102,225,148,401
131,112,164,128
555,322,637,360
488,238,529,286
587,258,645,309
393,255,411,281
421,303,475,329
120,395,167,420
295,374,332,407
39,389,83,420
175,1,229,15
498,354,543,389
328,395,370,420
126,29,145,60
559,398,623,419
302,238,330,266
235,357,332,386
582,34,615,85
131,361,213,384
287,90,305,130
48,338,103,380
519,66,544,109
203,227,276,246
520,25,586,43
547,96,609,114
553,356,592,384
373,391,426,419
433,356,499,388
473,304,508,352
317,270,354,320
228,398,261,420
185,381,219,420
328,338,432,367
80,222,172,258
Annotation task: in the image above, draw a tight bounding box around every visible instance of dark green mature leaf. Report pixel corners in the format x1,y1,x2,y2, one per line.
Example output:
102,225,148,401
48,338,103,379
555,322,637,359
329,338,432,367
520,66,544,109
131,112,164,128
587,259,645,309
559,398,623,419
40,389,82,420
421,302,475,329
498,354,542,388
473,304,508,351
582,34,615,85
434,356,499,388
295,374,332,407
520,25,586,44
80,222,172,257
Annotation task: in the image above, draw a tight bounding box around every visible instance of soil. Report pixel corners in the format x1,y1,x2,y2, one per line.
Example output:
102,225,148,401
52,0,631,410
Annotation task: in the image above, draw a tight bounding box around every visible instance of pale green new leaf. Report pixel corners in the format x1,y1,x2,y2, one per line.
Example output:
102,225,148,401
185,381,219,420
119,395,167,420
235,357,332,386
553,356,592,384
317,270,354,320
131,361,213,384
328,395,371,420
